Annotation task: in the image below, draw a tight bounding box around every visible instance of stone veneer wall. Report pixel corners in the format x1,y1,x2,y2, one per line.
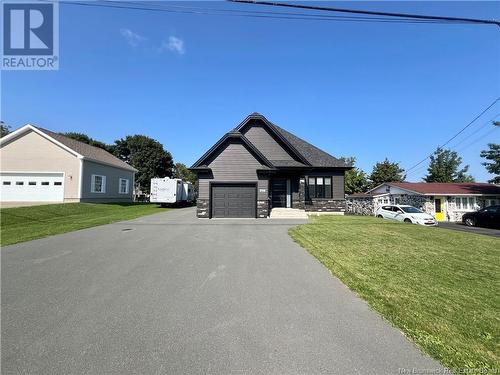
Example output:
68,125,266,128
197,199,209,218
257,200,269,218
292,178,306,209
305,199,346,212
346,197,374,215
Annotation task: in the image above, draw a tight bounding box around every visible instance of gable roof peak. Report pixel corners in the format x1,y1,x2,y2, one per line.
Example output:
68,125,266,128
0,124,137,172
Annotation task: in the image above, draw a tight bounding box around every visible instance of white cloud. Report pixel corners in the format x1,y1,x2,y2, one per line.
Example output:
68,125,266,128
159,36,185,55
120,28,146,47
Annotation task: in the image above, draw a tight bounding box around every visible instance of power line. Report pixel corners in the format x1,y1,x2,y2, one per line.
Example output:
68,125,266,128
405,118,500,179
116,1,462,23
404,97,500,174
230,0,500,26
447,113,499,150
37,0,482,24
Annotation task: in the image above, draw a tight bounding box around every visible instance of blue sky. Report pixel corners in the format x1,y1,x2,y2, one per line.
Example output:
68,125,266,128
2,1,499,181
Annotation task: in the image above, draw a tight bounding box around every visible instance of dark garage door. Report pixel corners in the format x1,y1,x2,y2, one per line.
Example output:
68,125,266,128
211,184,256,218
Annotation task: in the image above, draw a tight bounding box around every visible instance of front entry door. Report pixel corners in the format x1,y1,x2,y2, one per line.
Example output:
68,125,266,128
271,178,289,208
434,197,445,221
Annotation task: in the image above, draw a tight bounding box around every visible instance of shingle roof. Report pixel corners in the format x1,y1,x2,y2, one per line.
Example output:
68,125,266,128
347,192,387,198
36,127,137,172
269,159,309,168
388,182,500,195
269,122,350,168
191,113,352,170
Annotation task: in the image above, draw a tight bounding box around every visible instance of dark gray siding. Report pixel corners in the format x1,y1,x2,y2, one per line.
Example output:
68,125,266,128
242,123,296,162
198,141,268,200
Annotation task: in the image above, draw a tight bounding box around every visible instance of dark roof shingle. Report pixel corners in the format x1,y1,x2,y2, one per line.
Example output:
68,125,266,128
270,122,350,168
389,182,500,195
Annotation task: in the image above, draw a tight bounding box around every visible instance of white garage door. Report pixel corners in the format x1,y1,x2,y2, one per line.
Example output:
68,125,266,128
0,172,64,202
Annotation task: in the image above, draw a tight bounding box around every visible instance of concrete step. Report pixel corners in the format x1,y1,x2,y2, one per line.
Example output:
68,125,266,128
269,208,308,219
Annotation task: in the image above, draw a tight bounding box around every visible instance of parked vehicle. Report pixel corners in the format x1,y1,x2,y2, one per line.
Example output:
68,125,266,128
462,205,500,228
150,178,194,205
375,205,437,226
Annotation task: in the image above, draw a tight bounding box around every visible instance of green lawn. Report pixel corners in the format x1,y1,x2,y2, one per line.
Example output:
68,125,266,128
289,215,499,373
1,203,167,246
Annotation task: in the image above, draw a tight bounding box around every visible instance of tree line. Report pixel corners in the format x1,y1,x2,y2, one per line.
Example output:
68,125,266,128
343,142,500,195
63,132,197,193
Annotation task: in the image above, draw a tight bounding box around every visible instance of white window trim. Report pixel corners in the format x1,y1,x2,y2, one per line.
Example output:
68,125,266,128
91,174,106,194
119,178,129,194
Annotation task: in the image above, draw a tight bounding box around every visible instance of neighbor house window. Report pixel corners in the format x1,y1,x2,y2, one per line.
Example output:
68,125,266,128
3,181,11,185
29,181,36,185
307,176,332,199
455,197,462,209
54,181,62,186
461,197,468,210
119,178,129,194
41,182,49,186
16,181,24,185
91,175,106,193
468,197,475,209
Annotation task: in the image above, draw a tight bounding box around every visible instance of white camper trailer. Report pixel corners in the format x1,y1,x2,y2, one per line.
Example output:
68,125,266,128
150,178,184,204
150,178,195,205
182,182,195,202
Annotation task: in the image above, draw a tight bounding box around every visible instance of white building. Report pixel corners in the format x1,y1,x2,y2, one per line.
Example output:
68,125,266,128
347,182,500,222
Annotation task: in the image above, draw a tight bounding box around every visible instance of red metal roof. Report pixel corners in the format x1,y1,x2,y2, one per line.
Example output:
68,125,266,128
388,182,500,195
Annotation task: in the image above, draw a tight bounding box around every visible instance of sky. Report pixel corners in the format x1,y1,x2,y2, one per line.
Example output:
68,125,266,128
2,1,500,182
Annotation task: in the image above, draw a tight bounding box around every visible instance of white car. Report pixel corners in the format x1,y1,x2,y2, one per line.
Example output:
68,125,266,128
375,205,437,226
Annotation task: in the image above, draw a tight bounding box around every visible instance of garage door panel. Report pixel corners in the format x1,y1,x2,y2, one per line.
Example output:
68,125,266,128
211,184,256,218
0,173,64,202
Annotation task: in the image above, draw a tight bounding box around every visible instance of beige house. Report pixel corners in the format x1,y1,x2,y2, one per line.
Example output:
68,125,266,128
0,125,136,203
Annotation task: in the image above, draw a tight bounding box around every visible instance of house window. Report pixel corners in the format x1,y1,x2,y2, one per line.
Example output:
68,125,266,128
54,181,62,186
324,177,332,199
307,176,333,199
41,182,49,186
91,175,106,193
119,178,129,194
29,181,36,185
461,197,468,210
3,181,11,185
455,197,461,210
16,181,24,185
468,197,474,209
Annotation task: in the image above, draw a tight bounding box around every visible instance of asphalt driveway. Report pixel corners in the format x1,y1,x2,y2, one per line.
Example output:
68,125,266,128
2,207,442,374
438,221,500,238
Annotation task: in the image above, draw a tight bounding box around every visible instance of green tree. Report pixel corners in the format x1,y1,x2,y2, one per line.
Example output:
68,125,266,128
424,147,474,183
369,158,405,187
113,135,174,193
1,121,11,137
340,157,369,194
61,132,111,152
480,143,500,184
173,162,197,184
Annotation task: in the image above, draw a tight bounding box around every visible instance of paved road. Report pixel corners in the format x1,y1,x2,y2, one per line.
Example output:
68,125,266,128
438,221,500,238
2,208,442,374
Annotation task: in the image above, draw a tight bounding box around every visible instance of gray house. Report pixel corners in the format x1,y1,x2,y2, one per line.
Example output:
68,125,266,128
0,124,136,203
190,113,352,218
